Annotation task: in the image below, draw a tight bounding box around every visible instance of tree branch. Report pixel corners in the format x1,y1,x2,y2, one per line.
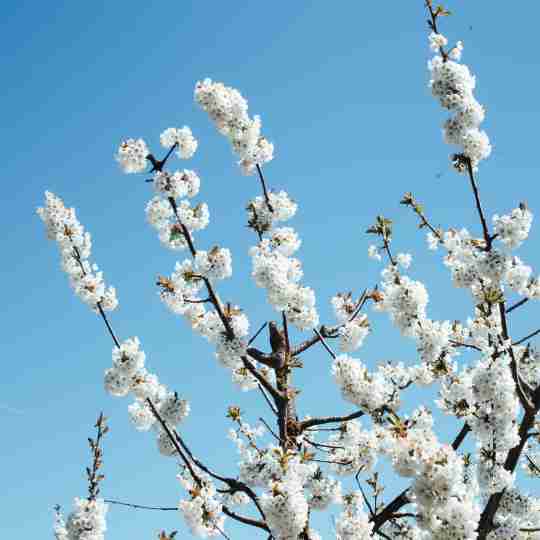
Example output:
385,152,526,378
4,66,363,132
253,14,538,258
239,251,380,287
298,410,364,432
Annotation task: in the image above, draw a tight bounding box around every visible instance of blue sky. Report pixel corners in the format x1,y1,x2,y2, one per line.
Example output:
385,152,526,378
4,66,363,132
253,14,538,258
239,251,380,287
3,1,540,538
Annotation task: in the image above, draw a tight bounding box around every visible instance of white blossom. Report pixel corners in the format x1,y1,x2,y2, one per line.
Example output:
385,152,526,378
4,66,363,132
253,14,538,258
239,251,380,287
115,138,149,173
37,192,118,313
160,126,198,159
195,78,274,174
493,205,533,249
63,498,108,540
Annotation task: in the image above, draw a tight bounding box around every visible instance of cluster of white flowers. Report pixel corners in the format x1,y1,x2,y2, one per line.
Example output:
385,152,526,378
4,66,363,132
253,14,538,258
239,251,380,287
331,293,370,352
493,205,533,249
195,78,274,175
325,421,378,476
246,190,298,234
332,354,395,413
440,227,540,301
115,138,149,173
250,225,318,330
335,492,373,540
158,256,258,389
103,337,190,455
439,351,520,496
194,247,232,281
371,264,461,378
228,424,320,540
337,318,370,352
428,32,491,170
178,470,225,537
490,491,540,540
116,129,204,251
147,197,209,251
305,469,342,510
377,407,480,538
54,498,108,540
160,127,198,159
472,354,520,494
116,127,198,174
37,192,118,312
374,265,429,337
260,473,309,540
153,169,201,200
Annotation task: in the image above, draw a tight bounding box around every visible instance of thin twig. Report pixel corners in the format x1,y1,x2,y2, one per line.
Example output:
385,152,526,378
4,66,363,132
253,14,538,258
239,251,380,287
255,164,273,212
242,356,282,402
513,327,540,347
466,158,491,249
313,329,336,359
146,398,202,488
258,384,278,415
104,499,177,511
248,322,268,346
87,413,108,501
506,297,529,314
259,417,280,441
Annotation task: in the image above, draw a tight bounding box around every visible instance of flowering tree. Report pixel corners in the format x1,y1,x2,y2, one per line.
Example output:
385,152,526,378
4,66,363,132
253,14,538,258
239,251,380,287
41,3,540,539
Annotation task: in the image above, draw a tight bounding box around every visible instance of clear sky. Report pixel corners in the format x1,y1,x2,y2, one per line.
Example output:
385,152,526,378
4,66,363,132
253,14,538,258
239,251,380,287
3,1,540,538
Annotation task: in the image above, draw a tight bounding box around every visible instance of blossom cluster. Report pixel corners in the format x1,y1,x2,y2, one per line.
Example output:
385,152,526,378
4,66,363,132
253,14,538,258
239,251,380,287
248,196,319,330
194,78,274,175
54,498,108,540
493,204,533,250
440,226,540,301
331,293,370,352
115,127,197,174
441,352,519,495
103,336,190,455
157,255,261,390
260,473,309,540
335,492,373,540
177,470,225,538
428,32,491,170
325,420,378,476
37,192,118,312
146,172,208,251
227,420,344,539
376,407,480,538
332,354,396,413
160,127,198,159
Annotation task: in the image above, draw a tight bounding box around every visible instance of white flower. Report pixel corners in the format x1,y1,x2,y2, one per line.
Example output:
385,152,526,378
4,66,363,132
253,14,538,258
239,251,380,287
426,231,440,250
429,31,448,51
195,247,233,281
160,126,198,159
64,498,108,540
449,40,464,61
493,205,533,249
115,138,149,173
396,252,412,269
37,192,118,313
332,354,392,413
338,318,369,352
428,37,491,170
270,227,301,256
335,492,373,540
195,78,274,174
368,244,381,261
112,336,145,375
